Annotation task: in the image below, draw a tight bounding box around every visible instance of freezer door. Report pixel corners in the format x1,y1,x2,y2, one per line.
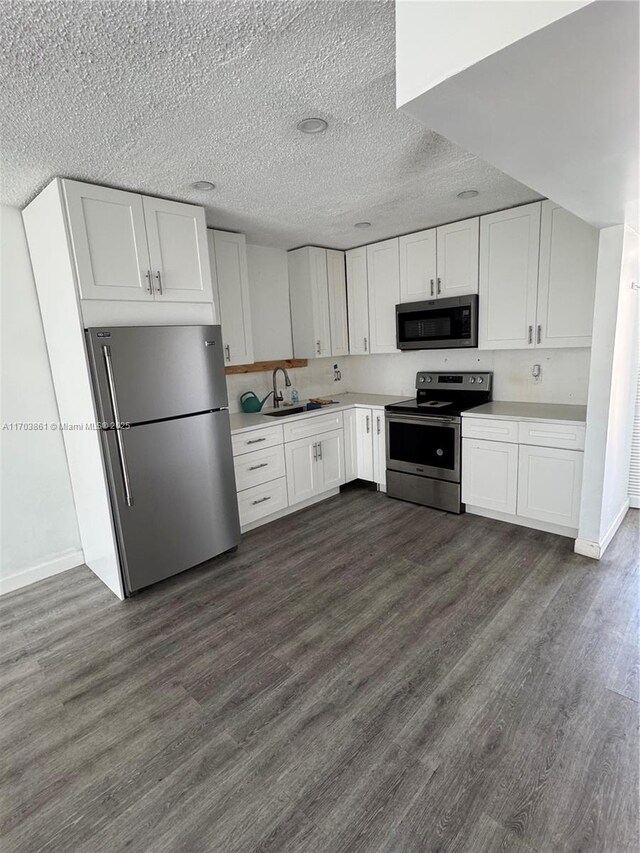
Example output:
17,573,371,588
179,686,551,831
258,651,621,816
103,410,240,592
86,325,228,425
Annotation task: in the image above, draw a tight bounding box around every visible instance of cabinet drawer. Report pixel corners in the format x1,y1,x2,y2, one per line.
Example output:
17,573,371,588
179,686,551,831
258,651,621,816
234,445,285,491
232,424,283,457
283,411,343,443
237,477,288,527
462,417,519,443
518,420,585,450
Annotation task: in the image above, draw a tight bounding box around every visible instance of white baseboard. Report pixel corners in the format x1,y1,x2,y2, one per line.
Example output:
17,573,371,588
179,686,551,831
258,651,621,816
465,505,577,539
575,499,631,560
0,549,84,595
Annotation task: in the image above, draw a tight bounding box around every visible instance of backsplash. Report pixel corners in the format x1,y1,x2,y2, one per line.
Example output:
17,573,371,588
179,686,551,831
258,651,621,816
225,348,591,411
225,358,350,412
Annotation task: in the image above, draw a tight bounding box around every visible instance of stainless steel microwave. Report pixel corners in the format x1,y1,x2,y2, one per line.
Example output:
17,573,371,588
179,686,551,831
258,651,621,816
396,295,478,350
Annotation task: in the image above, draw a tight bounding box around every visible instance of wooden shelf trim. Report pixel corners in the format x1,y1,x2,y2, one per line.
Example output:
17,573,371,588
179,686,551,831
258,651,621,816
225,359,308,375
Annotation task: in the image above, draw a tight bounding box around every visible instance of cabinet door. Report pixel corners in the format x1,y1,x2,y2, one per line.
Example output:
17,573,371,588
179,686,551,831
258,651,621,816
285,436,318,505
346,247,370,355
355,408,374,481
343,409,358,482
479,202,541,350
367,238,400,354
436,217,479,298
63,180,152,301
143,197,213,303
399,229,437,302
372,410,387,487
461,438,518,513
327,249,349,356
517,444,583,529
310,248,332,358
536,201,598,348
317,429,345,492
210,230,254,366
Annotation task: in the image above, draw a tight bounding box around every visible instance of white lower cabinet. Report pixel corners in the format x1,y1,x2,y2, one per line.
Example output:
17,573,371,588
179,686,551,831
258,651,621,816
517,445,583,528
462,414,584,536
343,407,386,487
237,478,288,528
285,429,345,506
462,439,518,514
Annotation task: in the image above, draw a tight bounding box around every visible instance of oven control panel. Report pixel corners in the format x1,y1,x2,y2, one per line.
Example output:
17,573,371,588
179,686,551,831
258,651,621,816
415,372,492,390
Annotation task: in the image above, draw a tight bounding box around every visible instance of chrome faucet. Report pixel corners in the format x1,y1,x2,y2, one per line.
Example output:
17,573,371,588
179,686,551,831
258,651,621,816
272,366,292,408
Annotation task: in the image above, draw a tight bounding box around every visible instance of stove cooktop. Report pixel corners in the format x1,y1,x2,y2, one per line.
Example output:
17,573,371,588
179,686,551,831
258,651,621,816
385,371,493,418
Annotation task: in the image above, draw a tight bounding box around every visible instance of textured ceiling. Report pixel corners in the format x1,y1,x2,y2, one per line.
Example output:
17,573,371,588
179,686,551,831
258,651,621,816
1,0,541,249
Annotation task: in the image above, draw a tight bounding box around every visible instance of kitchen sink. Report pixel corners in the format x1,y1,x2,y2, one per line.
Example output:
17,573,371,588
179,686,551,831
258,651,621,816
263,406,306,417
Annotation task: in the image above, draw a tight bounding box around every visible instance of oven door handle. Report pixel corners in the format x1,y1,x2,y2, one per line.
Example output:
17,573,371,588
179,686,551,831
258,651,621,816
385,414,459,427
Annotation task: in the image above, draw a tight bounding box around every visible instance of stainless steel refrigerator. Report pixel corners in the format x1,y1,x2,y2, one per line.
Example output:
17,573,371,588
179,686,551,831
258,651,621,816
85,325,241,594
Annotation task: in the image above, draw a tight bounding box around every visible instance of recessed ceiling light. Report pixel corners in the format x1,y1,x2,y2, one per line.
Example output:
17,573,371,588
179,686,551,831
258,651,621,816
354,221,371,229
192,181,215,191
297,117,328,134
457,189,479,199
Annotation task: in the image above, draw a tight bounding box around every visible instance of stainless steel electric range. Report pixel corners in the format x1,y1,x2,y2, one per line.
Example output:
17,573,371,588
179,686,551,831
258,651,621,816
385,371,493,513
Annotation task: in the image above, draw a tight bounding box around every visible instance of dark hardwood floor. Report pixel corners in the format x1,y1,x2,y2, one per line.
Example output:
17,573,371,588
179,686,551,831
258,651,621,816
2,485,638,852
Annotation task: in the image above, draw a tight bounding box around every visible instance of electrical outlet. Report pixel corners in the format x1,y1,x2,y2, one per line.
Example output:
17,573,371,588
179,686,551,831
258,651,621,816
532,364,542,383
333,363,341,382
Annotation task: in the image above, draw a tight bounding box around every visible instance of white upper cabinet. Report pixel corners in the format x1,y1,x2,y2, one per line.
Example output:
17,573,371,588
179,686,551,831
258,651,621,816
288,246,332,359
64,179,213,308
64,180,151,301
536,200,598,348
398,218,478,303
366,238,400,354
346,246,369,355
142,197,212,303
436,217,479,298
479,202,541,350
399,229,437,302
209,229,254,366
326,249,349,357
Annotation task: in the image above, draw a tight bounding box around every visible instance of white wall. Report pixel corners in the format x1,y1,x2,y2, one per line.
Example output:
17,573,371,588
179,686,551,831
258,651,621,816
395,0,590,106
577,225,639,556
246,244,293,361
344,347,590,404
0,205,81,592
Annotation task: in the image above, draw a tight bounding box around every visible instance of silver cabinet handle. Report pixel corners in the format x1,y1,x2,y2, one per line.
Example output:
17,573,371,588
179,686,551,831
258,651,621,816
430,279,434,297
317,441,322,460
437,277,442,295
528,325,533,344
224,344,231,362
102,345,134,507
145,270,153,295
249,462,268,471
364,336,368,352
376,416,381,435
313,442,318,461
366,415,370,434
316,340,321,355
246,437,266,445
252,496,271,506
537,325,542,344
154,270,163,295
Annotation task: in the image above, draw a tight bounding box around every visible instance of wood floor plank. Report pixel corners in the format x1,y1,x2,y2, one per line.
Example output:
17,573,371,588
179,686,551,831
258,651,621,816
1,489,637,853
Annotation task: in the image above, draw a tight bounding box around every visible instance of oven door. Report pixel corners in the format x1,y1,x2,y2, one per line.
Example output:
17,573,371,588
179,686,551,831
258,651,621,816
386,414,461,482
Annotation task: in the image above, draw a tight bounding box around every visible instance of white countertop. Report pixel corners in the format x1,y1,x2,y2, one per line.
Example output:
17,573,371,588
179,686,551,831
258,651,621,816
229,392,409,434
462,401,587,424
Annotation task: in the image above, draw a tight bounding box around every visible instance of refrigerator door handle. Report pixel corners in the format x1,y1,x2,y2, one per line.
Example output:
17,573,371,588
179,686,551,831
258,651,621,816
102,345,134,507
